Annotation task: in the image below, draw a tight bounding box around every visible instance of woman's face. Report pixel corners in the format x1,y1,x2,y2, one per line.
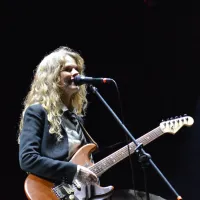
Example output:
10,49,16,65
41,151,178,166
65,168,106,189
59,54,80,102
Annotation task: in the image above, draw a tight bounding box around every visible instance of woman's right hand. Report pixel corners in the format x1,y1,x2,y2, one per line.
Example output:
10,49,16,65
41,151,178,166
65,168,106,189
75,165,98,185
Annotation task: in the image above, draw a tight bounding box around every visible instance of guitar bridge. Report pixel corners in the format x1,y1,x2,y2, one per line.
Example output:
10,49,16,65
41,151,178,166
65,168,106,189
73,179,82,190
52,182,75,200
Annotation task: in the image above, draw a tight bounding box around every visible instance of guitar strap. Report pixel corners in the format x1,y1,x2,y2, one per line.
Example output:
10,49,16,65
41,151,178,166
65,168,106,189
77,118,99,149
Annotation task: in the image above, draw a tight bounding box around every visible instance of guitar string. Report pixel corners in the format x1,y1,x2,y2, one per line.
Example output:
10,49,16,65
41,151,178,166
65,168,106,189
90,128,160,175
89,127,164,176
89,119,186,176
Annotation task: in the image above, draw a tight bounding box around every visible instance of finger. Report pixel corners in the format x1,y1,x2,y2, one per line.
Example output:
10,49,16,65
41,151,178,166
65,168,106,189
86,178,92,185
91,176,98,184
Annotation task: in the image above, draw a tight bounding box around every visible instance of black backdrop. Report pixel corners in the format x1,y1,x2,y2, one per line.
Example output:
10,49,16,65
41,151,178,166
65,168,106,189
2,1,200,199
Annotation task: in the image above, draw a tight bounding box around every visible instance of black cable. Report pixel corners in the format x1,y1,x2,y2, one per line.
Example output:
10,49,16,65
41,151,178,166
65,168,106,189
111,79,138,200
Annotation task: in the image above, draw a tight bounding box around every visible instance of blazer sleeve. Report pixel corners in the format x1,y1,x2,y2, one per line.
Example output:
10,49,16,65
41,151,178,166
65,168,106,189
19,104,77,184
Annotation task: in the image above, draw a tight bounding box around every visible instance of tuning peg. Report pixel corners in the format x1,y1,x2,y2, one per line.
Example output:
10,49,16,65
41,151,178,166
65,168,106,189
184,114,187,116
175,116,178,118
170,117,173,120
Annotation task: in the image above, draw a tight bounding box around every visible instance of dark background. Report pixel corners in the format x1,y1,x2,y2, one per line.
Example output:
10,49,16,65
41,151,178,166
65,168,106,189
2,1,200,199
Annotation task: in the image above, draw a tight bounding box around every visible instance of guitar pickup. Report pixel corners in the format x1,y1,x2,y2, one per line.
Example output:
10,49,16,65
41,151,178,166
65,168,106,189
52,183,74,199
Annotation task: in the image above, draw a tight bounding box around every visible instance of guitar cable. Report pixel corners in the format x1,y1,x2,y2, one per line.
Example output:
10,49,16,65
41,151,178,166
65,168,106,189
111,79,139,200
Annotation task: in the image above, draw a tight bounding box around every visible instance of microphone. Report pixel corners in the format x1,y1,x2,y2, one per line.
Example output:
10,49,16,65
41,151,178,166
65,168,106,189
74,75,113,86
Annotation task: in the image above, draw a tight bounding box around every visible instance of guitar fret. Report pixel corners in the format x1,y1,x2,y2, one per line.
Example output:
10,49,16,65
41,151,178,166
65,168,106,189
90,143,136,175
138,128,162,145
89,127,164,176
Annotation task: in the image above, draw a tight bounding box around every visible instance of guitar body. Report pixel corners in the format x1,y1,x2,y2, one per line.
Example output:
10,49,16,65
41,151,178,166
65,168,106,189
24,143,114,200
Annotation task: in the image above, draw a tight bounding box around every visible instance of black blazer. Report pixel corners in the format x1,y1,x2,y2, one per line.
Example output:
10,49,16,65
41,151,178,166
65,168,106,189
19,103,86,184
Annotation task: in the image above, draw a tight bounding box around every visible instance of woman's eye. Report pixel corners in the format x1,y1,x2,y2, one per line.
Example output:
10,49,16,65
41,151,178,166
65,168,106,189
61,66,80,72
62,67,71,72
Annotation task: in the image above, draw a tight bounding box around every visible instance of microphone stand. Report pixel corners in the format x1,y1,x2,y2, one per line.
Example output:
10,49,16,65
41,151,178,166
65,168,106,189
88,84,182,200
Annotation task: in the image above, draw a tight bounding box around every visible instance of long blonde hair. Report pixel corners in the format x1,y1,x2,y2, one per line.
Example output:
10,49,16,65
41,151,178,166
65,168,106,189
18,46,88,142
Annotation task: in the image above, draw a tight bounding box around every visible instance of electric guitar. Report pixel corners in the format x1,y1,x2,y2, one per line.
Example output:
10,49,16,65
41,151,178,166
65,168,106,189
24,115,194,200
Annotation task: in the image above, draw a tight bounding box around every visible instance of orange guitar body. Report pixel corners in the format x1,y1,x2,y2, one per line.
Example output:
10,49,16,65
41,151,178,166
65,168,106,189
24,143,114,200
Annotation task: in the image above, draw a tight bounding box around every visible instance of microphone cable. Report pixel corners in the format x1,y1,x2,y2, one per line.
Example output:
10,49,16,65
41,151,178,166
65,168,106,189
110,79,139,200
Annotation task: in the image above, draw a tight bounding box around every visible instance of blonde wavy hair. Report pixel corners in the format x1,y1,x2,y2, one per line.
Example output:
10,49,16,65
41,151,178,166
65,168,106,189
18,46,88,142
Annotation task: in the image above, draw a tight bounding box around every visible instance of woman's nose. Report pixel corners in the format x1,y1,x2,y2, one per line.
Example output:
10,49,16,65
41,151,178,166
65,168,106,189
71,68,79,77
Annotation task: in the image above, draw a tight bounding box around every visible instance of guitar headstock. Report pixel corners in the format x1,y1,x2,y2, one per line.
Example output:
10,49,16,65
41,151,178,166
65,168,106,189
159,115,194,134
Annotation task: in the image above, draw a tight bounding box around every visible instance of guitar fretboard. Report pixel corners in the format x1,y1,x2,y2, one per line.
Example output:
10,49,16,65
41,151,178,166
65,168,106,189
89,126,164,176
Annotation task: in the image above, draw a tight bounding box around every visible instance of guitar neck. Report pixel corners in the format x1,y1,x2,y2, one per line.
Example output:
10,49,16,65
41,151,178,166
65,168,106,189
89,126,164,176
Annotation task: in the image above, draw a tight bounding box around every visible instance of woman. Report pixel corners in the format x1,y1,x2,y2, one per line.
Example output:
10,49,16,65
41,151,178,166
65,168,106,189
18,46,100,199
